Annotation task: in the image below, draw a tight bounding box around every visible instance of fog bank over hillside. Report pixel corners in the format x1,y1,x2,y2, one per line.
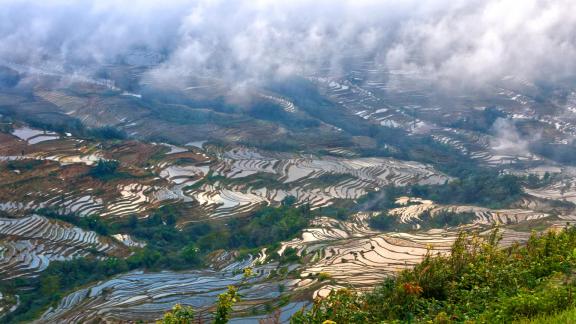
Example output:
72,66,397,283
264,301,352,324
1,0,575,90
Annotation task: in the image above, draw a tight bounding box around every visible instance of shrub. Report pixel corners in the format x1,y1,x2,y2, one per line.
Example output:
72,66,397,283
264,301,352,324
89,159,120,180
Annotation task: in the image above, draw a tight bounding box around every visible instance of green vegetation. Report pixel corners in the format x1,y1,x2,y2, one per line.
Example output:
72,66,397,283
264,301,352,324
411,173,522,209
226,204,313,249
517,307,576,323
158,304,196,324
4,159,44,172
368,210,476,232
419,210,477,230
89,159,120,180
248,101,320,130
358,172,523,212
448,107,507,133
369,212,411,232
320,206,352,221
292,227,576,323
525,172,555,189
530,142,576,166
273,247,302,265
214,286,241,324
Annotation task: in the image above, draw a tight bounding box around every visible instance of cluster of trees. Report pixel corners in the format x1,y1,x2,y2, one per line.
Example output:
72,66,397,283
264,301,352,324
368,210,476,233
292,227,576,323
418,210,476,230
524,172,555,189
410,173,523,209
368,212,411,232
447,106,507,133
38,199,314,273
226,203,313,249
5,159,44,172
89,159,121,180
357,171,523,213
530,142,576,166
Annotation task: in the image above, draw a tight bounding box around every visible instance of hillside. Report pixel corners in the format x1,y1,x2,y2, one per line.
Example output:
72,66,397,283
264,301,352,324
292,227,576,323
2,1,576,322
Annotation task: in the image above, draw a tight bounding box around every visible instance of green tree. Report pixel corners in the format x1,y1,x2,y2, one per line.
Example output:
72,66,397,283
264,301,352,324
158,304,195,324
281,195,297,207
180,244,201,265
90,159,120,180
40,275,60,297
214,286,240,324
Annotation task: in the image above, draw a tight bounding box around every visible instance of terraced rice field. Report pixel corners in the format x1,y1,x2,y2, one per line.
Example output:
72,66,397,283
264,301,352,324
0,129,182,219
388,197,550,226
430,127,541,167
11,127,59,145
0,122,561,322
41,200,543,323
308,70,551,168
0,178,171,220
0,215,129,280
259,94,297,113
1,130,448,222
38,262,299,323
277,210,536,298
525,180,576,204
156,146,449,220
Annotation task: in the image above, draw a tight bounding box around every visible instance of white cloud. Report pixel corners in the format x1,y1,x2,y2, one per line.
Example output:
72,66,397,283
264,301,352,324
0,0,575,91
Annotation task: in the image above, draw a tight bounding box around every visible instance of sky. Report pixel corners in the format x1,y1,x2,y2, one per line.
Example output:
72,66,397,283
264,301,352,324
0,0,575,91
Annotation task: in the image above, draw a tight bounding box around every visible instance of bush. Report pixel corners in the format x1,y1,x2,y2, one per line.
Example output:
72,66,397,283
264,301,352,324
89,159,120,180
419,210,476,230
368,212,404,232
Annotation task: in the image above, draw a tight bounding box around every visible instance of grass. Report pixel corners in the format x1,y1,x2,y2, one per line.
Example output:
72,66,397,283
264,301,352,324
516,307,576,323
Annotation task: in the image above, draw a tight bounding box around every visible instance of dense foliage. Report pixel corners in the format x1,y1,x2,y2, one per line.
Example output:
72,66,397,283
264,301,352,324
369,210,476,232
227,203,313,249
89,159,120,180
5,159,44,172
411,173,523,209
358,171,523,212
158,304,195,324
292,227,576,323
418,210,476,230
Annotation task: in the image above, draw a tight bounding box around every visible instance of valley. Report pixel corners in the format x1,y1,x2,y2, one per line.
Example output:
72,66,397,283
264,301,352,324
1,56,576,323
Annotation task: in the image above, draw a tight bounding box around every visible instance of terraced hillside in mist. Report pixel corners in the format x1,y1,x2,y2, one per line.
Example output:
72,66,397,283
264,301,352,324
2,59,576,323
